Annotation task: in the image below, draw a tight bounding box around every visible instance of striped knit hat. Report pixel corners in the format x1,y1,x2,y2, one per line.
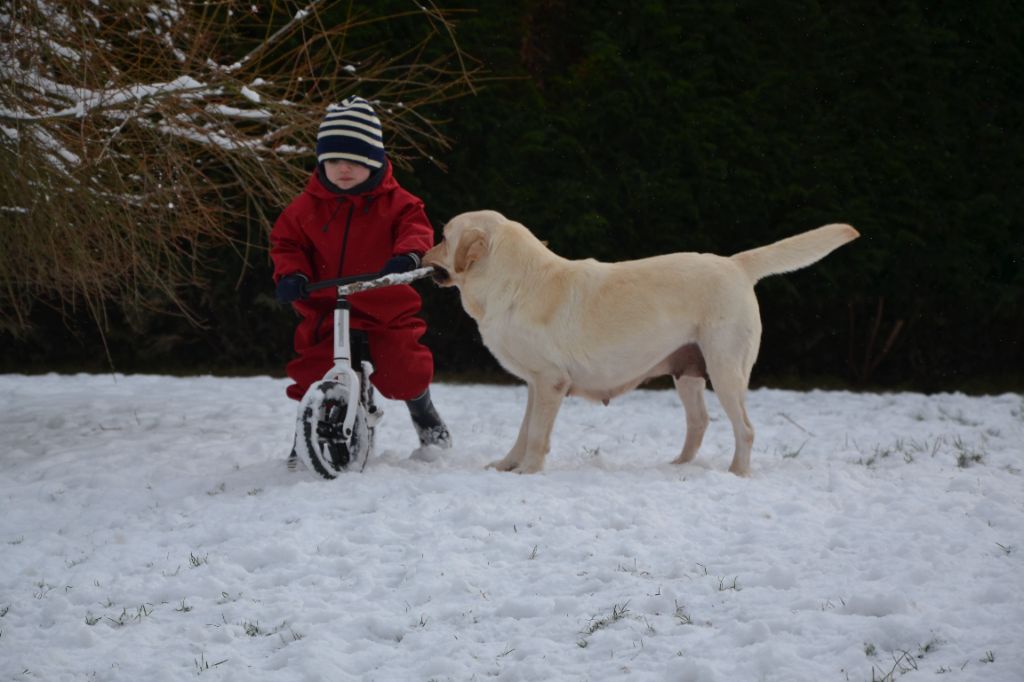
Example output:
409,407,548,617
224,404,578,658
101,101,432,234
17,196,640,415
315,96,386,170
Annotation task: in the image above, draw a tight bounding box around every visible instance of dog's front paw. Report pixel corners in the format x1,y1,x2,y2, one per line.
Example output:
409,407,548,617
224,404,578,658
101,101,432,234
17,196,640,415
514,461,544,474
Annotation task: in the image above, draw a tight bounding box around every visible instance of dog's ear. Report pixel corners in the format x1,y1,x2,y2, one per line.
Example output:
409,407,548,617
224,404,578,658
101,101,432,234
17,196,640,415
454,227,487,274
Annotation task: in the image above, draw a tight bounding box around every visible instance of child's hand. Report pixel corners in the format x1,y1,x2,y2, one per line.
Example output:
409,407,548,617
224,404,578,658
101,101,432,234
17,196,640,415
275,274,309,303
381,254,418,275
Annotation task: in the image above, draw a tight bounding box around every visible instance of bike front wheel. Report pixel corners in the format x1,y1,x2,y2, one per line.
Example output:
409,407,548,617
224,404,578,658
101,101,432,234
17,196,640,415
294,380,370,478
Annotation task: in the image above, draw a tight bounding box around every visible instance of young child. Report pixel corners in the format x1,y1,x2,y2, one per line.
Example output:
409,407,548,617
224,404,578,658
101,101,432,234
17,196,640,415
270,96,451,465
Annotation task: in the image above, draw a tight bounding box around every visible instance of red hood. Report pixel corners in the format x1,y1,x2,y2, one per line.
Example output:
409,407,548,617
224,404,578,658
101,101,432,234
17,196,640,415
303,159,399,202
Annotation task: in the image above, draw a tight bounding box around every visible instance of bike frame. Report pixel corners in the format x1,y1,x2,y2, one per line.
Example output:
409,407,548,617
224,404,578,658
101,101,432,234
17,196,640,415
324,295,362,444
297,267,436,472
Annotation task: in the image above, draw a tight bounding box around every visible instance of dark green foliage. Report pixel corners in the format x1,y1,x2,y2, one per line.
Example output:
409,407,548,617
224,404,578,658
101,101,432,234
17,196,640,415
412,0,1023,391
3,0,1021,391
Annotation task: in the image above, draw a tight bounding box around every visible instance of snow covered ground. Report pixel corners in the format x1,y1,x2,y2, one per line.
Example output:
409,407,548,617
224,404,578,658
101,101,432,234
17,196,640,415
1,374,1022,681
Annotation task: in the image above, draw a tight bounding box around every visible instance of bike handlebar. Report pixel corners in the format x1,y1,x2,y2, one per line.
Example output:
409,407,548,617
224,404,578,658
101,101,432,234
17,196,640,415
303,266,437,296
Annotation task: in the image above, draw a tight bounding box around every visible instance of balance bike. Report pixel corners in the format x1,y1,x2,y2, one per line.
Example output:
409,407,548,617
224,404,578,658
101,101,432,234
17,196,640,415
292,267,436,479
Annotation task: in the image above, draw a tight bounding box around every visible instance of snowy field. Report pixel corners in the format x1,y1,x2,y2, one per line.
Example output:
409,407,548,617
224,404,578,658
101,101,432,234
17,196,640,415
1,374,1022,682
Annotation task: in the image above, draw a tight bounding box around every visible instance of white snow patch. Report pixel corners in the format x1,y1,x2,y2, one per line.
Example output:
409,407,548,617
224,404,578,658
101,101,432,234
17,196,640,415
0,375,1022,680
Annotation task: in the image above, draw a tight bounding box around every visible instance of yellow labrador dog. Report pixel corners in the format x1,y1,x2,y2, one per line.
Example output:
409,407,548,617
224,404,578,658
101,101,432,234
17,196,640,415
423,210,858,476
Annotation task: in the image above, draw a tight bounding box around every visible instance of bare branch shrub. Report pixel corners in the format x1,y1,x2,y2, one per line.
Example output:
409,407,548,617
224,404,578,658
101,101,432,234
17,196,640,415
0,0,478,335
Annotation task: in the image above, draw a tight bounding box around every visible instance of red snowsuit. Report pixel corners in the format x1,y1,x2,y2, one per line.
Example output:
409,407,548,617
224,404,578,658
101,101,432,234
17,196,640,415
270,162,435,401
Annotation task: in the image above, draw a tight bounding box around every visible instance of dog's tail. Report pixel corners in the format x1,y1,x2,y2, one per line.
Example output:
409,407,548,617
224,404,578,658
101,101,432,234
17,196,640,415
731,224,859,283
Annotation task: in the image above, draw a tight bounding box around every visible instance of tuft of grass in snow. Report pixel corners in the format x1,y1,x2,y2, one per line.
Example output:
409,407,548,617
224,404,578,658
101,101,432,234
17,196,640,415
617,558,651,577
861,444,893,468
907,437,944,459
194,652,228,674
32,581,58,600
189,552,208,568
217,592,242,604
580,601,631,644
870,650,917,681
953,437,985,468
855,436,966,468
867,637,942,681
918,638,940,657
105,605,153,627
717,576,741,592
237,619,297,639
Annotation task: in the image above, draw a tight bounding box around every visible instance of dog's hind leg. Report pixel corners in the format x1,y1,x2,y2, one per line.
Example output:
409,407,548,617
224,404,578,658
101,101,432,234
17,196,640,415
701,304,760,476
705,363,754,476
487,382,535,471
671,375,709,465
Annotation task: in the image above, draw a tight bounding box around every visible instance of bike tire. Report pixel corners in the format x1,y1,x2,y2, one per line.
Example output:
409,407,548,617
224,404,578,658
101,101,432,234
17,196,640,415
295,380,370,479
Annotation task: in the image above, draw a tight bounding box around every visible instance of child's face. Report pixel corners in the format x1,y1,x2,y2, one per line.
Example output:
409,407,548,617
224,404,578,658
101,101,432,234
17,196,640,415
323,159,371,190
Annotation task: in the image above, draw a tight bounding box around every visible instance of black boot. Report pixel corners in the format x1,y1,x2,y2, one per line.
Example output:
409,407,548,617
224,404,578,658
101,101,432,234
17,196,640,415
406,389,452,450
